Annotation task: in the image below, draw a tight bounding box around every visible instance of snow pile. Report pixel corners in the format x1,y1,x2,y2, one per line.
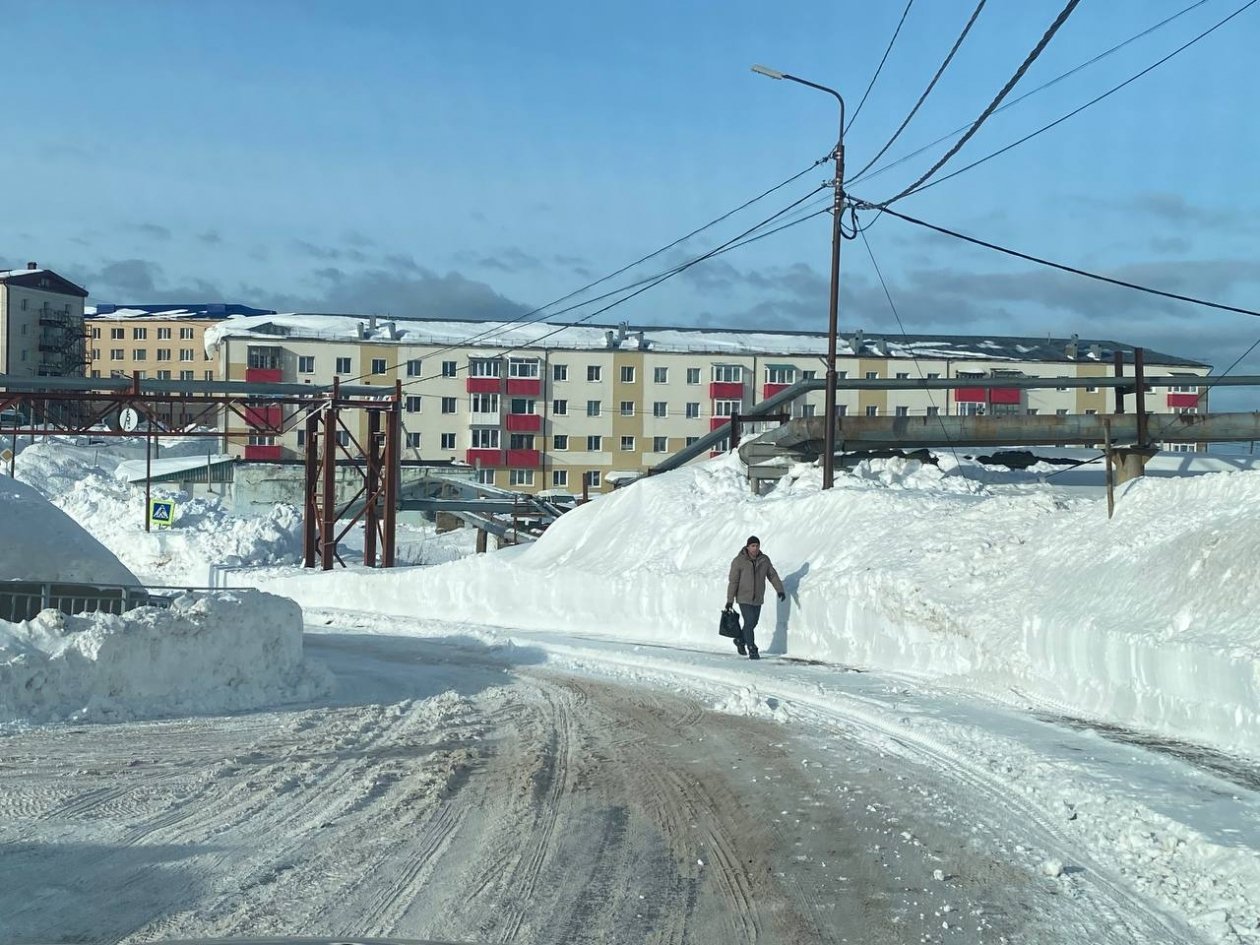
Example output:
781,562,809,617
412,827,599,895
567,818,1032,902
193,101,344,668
0,590,329,724
244,453,1260,759
14,441,302,585
0,477,139,585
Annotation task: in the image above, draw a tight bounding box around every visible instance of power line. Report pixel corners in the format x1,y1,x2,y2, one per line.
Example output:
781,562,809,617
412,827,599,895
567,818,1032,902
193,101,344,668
846,0,1212,189
848,0,988,182
884,0,1083,203
882,0,1260,200
846,0,917,134
337,157,830,386
857,226,969,477
868,203,1260,320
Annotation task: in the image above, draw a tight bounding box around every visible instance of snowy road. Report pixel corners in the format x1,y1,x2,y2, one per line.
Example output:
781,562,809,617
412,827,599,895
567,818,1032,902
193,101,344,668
0,620,1232,945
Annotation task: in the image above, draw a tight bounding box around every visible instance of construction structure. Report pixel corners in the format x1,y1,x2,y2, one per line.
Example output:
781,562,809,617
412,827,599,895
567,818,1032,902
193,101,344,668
0,264,89,379
203,313,1212,494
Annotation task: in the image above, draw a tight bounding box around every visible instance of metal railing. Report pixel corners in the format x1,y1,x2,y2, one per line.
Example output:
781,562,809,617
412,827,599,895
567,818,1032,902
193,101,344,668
0,581,175,624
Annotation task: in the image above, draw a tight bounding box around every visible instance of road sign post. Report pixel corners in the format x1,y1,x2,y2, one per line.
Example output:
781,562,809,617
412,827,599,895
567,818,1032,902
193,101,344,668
148,498,176,529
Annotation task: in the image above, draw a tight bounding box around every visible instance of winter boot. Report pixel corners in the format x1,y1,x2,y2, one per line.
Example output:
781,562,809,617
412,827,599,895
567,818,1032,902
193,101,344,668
748,647,760,660
736,642,747,656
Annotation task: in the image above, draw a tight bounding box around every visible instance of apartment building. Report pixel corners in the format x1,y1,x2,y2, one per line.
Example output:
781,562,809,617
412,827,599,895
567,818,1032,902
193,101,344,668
85,303,276,427
205,314,1212,493
0,263,88,378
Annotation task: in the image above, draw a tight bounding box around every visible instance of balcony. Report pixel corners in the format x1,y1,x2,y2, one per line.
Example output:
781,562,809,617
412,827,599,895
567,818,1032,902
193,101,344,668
505,448,541,468
466,376,502,394
709,416,732,432
954,386,987,403
762,382,790,400
465,448,503,467
242,405,283,429
245,367,283,383
1167,392,1200,409
244,444,283,461
709,381,743,400
505,412,542,433
506,377,542,396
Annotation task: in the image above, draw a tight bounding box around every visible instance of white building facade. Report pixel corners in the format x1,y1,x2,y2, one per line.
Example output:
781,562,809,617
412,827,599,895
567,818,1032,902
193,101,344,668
0,264,88,378
205,315,1213,493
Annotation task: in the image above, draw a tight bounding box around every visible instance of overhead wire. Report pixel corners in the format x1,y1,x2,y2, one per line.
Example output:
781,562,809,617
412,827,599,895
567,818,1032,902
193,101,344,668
845,0,1213,190
846,0,917,134
885,0,1260,201
883,0,1084,204
848,0,988,182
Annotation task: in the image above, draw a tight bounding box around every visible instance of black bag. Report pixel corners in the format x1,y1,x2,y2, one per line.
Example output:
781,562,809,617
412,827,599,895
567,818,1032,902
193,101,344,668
719,608,741,638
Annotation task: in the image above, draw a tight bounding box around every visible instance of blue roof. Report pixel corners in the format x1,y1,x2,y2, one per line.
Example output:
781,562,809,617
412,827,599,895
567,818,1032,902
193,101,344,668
87,303,277,318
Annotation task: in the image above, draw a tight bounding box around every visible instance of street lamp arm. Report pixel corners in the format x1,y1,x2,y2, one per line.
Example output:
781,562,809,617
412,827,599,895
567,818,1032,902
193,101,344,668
782,74,846,134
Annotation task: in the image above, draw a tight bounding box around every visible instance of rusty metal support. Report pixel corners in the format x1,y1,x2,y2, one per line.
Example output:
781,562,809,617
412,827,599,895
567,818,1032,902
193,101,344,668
730,412,741,449
321,389,338,571
1103,418,1115,520
303,411,319,568
381,381,401,568
144,422,153,533
1134,347,1148,447
364,409,382,567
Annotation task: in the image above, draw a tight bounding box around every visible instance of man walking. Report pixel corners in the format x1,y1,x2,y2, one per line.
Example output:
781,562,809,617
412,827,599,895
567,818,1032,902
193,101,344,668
725,535,785,660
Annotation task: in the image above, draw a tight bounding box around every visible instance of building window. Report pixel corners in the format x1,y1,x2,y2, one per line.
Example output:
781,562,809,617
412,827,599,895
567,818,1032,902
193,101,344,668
837,404,848,416
110,327,124,339
685,436,699,446
553,399,568,415
1086,384,1098,393
587,399,601,417
156,369,171,380
90,348,100,360
470,358,502,378
553,434,568,450
895,405,909,417
865,405,879,416
927,372,940,379
685,402,700,419
620,401,635,417
471,393,499,414
476,469,495,485
653,401,667,418
91,327,101,339
766,366,797,384
180,370,194,381
895,372,909,380
204,371,213,380
620,435,635,451
509,469,535,486
509,433,535,450
1027,408,1039,416
406,432,421,448
686,367,701,385
653,367,668,383
336,357,351,374
587,365,602,382
405,396,422,412
153,326,169,340
714,400,739,417
653,436,668,453
1056,408,1069,416
471,429,500,449
865,371,879,380
406,359,422,377
248,434,277,446
335,430,350,447
620,365,635,383
802,370,817,380
587,470,602,488
798,404,816,418
133,370,145,378
298,356,315,373
296,429,305,447
441,397,457,414
510,398,535,415
440,433,456,450
133,348,147,360
442,360,457,377
1085,408,1098,415
586,435,602,451
927,406,940,416
180,327,194,340
712,364,741,383
553,363,568,382
509,358,540,378
371,358,387,375
133,327,147,340
552,470,568,487
180,349,195,361
91,370,100,378
109,348,124,361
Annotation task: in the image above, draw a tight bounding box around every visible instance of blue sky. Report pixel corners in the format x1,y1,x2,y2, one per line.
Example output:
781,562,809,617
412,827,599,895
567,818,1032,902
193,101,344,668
4,0,1259,403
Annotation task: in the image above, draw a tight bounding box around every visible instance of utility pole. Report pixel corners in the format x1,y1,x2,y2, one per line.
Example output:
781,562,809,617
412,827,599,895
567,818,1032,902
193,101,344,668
752,65,846,488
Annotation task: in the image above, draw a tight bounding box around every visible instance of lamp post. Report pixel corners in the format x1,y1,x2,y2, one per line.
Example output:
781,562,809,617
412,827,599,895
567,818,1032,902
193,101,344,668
752,65,845,489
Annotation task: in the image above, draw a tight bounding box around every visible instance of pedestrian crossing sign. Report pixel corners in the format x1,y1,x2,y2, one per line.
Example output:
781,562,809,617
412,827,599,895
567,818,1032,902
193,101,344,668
149,498,176,528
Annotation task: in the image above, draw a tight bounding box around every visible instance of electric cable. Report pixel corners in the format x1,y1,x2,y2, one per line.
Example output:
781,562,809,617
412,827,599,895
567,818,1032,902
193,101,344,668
846,0,917,134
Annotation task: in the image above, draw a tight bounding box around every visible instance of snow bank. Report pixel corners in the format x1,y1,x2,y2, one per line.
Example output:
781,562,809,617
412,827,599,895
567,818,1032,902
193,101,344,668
243,454,1260,759
0,591,329,724
0,477,139,584
13,441,302,585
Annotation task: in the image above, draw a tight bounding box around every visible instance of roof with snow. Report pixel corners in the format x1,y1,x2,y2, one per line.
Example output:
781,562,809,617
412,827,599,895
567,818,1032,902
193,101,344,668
87,303,277,320
203,312,1209,368
0,268,89,298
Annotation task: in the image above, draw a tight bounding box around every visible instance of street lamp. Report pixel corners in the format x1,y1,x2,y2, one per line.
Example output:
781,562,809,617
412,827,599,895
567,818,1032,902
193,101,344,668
752,64,845,489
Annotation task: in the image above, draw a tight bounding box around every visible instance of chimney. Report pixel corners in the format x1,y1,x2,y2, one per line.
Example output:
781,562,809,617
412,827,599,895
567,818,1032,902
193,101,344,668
1065,334,1079,360
356,321,367,339
383,320,397,340
1089,343,1102,360
605,329,617,349
26,261,37,270
851,329,865,354
369,314,378,331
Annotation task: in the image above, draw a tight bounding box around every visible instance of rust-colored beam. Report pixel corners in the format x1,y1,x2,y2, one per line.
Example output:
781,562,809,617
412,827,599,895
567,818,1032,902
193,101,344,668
364,409,381,567
382,381,401,568
303,411,319,568
321,396,338,571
